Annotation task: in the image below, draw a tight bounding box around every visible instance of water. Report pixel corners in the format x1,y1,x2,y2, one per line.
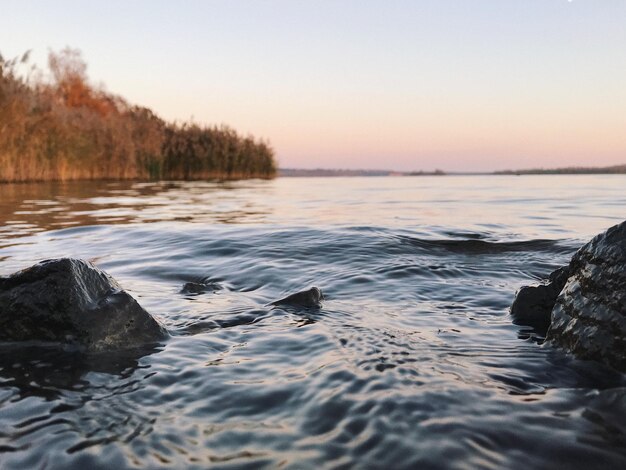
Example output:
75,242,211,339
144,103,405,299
1,175,625,469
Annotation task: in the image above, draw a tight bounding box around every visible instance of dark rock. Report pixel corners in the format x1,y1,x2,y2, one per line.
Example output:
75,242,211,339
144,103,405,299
510,266,569,333
180,280,222,295
0,258,167,352
271,287,324,308
546,221,626,371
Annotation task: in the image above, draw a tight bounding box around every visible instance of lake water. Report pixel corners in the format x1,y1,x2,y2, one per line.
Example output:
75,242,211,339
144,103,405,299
1,175,625,469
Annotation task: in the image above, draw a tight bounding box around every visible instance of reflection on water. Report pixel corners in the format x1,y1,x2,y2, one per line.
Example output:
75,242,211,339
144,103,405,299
0,343,162,401
1,176,626,468
0,180,275,241
2,175,625,247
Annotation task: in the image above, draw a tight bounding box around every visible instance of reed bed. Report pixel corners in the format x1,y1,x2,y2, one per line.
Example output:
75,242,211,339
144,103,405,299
0,48,276,183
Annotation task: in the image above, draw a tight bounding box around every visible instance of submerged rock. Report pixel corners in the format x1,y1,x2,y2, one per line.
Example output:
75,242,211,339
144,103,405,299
271,287,324,308
510,266,570,333
511,221,626,371
180,280,223,295
0,258,167,352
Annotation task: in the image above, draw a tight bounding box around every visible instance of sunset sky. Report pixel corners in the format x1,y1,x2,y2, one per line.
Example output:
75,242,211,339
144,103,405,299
2,0,625,171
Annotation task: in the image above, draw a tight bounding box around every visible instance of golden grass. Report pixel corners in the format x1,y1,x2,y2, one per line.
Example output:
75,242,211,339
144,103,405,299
0,48,276,183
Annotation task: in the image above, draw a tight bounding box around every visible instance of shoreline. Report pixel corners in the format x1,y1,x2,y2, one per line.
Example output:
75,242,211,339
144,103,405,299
4,172,626,184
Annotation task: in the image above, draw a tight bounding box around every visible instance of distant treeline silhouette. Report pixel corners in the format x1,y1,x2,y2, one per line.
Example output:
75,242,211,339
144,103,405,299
495,165,626,175
0,48,276,182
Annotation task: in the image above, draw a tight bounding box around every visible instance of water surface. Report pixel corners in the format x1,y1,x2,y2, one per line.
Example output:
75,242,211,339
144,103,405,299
1,176,625,469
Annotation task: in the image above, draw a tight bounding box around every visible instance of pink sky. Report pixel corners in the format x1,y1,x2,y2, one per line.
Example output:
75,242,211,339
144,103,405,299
2,0,625,171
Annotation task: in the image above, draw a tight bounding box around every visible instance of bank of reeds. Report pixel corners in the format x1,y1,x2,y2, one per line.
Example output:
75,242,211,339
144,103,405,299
0,48,276,183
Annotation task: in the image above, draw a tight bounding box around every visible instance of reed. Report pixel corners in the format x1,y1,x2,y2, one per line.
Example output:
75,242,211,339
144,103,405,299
0,48,277,183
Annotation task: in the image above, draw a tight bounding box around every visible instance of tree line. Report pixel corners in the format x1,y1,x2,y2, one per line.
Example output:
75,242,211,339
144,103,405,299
494,165,626,175
0,48,276,183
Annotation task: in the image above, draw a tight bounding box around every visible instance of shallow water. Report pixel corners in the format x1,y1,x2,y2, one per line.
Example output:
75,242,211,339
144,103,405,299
1,175,625,469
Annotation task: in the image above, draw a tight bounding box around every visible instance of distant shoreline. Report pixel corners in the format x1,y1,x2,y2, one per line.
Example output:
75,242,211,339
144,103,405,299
279,165,626,177
493,164,626,175
278,168,445,177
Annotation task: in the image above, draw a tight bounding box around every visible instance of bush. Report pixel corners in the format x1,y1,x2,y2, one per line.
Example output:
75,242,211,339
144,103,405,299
0,48,276,182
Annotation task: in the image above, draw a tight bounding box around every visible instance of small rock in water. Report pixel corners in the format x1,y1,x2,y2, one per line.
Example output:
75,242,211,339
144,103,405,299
510,266,570,333
511,220,626,371
181,280,223,295
271,287,324,308
0,258,167,352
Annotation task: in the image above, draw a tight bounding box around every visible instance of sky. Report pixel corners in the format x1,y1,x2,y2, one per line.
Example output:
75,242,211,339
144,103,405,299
1,0,625,171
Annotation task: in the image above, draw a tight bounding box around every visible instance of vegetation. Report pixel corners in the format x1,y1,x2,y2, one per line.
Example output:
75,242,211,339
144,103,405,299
495,165,626,175
406,169,445,176
279,168,446,177
0,48,276,183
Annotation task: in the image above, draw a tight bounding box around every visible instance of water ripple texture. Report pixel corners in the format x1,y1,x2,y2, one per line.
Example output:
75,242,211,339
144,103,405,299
1,176,625,468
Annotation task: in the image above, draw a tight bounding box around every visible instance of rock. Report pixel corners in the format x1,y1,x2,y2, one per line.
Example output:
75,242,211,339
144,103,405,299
546,221,626,371
180,280,222,295
0,258,167,352
271,287,324,308
510,266,569,333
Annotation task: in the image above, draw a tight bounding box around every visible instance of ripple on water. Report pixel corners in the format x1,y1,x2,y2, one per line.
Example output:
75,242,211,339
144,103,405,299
2,177,626,468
